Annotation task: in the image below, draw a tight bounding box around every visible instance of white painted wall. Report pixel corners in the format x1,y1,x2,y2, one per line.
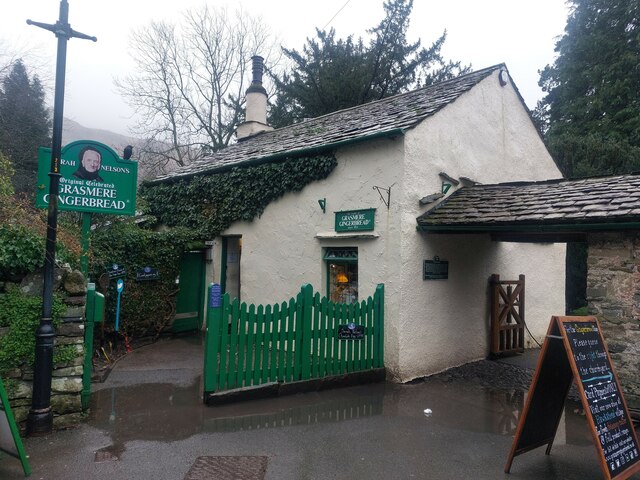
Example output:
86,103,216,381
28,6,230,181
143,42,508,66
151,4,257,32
397,69,566,381
213,68,566,381
213,137,405,370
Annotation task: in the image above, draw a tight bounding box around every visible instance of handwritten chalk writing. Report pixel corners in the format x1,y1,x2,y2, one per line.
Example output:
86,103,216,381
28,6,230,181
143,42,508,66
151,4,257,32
563,321,640,476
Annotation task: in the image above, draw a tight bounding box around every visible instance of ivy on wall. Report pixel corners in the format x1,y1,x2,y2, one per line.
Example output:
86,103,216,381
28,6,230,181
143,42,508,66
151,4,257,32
0,287,76,375
89,154,337,339
89,221,200,338
140,154,337,237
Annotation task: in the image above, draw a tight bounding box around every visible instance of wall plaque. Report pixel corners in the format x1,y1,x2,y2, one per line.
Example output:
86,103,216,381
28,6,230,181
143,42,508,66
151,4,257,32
423,256,448,280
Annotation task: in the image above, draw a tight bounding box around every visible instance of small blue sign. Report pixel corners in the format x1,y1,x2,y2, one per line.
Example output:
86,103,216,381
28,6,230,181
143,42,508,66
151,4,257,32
209,283,221,308
115,279,124,332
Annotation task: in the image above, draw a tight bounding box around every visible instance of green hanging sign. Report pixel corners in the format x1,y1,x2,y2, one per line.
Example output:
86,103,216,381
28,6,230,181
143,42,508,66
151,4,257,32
0,377,31,476
35,140,138,216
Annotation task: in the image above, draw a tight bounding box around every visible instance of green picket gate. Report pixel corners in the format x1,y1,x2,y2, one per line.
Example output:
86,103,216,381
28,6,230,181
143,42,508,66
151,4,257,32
203,284,384,394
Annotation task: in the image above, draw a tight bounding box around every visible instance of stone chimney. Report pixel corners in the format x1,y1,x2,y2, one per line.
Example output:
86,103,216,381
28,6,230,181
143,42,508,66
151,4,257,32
236,55,273,140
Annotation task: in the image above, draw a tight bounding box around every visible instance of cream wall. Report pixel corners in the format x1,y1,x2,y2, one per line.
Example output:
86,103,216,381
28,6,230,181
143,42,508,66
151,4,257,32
397,69,566,381
213,69,566,381
213,137,406,374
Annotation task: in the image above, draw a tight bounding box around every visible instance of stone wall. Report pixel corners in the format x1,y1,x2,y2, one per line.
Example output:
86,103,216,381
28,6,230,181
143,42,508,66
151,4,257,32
587,232,640,410
0,268,87,429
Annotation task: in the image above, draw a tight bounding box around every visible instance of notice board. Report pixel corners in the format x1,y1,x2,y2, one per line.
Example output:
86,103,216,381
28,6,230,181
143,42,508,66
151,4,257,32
505,316,640,480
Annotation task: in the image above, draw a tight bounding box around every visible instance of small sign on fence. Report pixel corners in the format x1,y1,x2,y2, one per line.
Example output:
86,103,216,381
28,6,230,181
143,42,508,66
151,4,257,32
338,323,365,340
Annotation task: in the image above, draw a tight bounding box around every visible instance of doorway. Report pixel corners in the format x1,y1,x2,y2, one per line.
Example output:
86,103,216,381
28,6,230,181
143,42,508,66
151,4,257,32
221,236,242,301
172,250,206,333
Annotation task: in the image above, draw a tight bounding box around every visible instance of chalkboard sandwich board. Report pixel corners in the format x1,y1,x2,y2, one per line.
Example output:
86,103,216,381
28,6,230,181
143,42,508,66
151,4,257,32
505,316,640,480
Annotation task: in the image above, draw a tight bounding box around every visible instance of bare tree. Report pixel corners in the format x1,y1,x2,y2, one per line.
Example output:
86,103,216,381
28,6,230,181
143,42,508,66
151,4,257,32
116,6,279,174
0,39,53,88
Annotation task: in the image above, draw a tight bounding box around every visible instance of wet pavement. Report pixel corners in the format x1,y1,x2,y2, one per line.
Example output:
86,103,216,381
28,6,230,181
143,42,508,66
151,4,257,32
1,335,639,479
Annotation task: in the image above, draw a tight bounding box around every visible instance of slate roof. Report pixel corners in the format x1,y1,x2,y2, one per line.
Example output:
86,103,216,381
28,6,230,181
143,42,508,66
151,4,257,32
150,64,504,184
417,174,640,231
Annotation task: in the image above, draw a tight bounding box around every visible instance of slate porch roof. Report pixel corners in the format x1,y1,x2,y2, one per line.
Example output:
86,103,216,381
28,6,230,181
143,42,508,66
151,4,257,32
417,174,640,233
150,64,504,184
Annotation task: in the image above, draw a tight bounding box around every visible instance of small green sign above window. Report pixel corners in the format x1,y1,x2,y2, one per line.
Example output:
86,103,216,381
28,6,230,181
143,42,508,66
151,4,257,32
335,208,375,232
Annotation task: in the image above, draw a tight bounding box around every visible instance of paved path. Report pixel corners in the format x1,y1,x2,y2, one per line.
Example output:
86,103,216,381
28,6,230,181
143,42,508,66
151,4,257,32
1,336,638,479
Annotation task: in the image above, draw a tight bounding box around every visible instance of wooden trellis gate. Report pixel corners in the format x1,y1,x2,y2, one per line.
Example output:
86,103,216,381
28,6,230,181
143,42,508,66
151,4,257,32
490,274,525,356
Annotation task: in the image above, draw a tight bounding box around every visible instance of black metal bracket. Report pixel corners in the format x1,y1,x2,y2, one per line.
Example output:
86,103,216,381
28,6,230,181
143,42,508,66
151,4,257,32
373,184,394,209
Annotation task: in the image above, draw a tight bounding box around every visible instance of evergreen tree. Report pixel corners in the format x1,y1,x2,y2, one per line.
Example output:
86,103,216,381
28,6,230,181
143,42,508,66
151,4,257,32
536,0,639,312
0,59,51,194
537,0,640,177
269,0,469,127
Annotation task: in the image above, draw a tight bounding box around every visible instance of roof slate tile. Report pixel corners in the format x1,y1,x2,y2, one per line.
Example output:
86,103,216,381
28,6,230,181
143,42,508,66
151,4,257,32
150,65,503,184
417,174,640,229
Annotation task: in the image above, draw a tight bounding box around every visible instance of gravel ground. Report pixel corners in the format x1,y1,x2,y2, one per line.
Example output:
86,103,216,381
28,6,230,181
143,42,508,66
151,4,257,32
426,359,536,391
420,357,582,402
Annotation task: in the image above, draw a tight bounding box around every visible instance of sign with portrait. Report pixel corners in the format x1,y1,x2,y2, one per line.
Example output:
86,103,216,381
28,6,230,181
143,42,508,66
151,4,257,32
35,140,138,215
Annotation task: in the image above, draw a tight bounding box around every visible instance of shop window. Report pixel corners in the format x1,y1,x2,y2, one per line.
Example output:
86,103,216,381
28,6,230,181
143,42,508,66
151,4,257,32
324,248,358,304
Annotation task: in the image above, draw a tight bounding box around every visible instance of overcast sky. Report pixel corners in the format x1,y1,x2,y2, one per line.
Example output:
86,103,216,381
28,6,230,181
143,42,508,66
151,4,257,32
1,0,570,136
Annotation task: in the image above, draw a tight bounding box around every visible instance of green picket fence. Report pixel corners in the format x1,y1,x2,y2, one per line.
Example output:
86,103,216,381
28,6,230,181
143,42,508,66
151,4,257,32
203,284,384,394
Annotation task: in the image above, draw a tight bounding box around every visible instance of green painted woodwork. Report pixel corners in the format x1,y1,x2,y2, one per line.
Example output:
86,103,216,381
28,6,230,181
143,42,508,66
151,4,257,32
219,237,228,295
80,212,91,279
417,222,640,233
173,251,205,333
0,376,31,476
203,284,385,395
81,283,106,411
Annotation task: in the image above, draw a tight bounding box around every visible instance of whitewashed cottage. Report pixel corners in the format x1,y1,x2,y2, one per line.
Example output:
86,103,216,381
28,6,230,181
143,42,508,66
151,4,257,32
151,60,566,382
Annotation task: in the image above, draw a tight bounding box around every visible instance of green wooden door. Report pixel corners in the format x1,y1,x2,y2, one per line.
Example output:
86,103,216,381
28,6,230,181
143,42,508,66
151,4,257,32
173,251,205,333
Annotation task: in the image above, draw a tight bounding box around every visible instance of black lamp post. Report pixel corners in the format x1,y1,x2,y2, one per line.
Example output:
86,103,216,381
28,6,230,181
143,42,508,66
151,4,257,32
26,0,96,435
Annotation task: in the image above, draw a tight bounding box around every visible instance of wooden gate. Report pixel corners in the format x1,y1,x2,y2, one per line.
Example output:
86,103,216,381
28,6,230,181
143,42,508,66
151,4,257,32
203,284,384,395
490,274,525,356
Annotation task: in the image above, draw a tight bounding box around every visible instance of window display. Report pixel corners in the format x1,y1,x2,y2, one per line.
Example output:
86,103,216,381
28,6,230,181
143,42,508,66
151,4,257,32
325,248,358,304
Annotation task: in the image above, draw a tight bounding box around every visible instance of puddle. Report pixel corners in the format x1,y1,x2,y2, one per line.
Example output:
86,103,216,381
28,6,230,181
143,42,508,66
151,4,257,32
88,375,593,449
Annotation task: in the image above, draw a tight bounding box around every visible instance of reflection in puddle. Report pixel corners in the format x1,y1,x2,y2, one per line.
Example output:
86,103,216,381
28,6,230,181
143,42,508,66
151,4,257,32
486,388,524,435
89,380,386,444
203,394,384,432
89,375,593,450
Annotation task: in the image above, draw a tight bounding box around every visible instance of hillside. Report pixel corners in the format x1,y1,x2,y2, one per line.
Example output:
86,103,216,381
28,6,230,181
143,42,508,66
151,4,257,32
61,118,138,158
